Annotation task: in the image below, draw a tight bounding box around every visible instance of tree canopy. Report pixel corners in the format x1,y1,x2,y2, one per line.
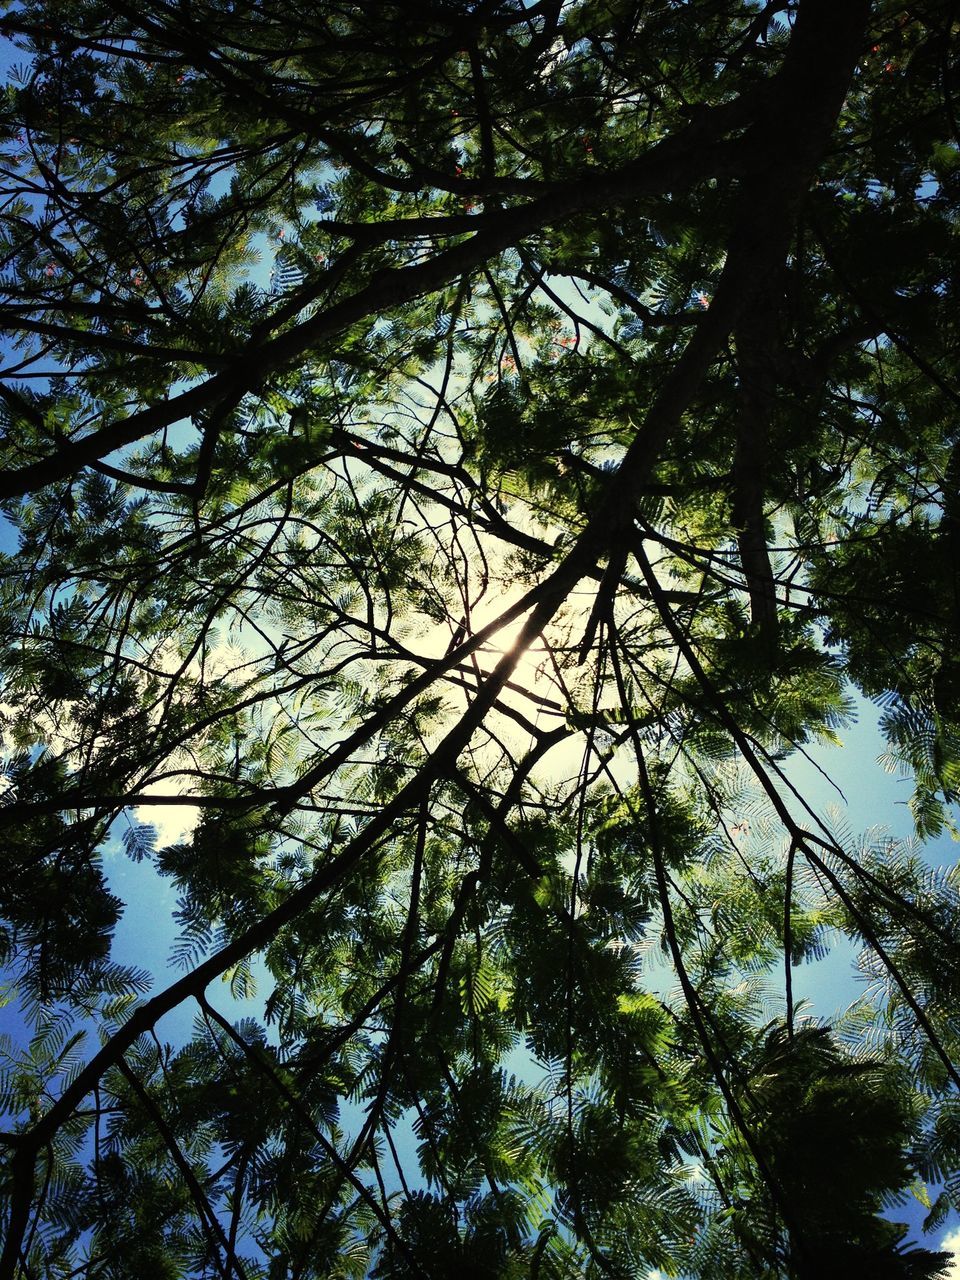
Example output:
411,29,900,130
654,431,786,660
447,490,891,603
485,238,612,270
1,0,960,1275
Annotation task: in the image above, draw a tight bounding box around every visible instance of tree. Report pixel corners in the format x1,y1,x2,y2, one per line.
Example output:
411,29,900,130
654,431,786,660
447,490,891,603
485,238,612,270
0,0,959,1274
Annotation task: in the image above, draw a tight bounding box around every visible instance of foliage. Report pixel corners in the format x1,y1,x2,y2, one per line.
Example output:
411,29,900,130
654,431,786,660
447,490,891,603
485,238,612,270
0,0,959,1275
